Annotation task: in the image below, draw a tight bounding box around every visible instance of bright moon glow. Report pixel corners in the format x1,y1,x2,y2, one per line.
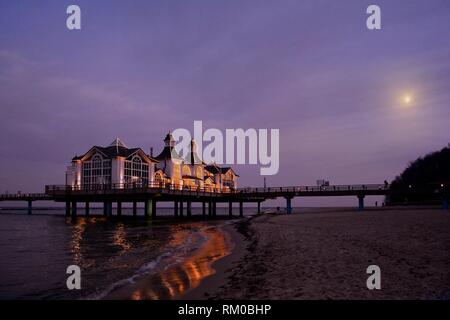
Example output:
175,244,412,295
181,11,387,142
401,93,413,106
404,95,412,104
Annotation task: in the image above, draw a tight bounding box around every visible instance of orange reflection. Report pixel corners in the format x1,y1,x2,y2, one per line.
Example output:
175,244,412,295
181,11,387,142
113,223,131,252
70,218,86,265
69,216,105,266
129,226,230,300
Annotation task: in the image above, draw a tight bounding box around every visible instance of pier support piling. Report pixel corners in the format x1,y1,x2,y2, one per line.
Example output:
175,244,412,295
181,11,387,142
187,201,192,217
174,201,179,217
239,201,243,217
117,201,122,217
144,200,149,218
103,201,112,217
286,197,292,214
208,201,212,217
133,201,137,217
180,201,184,217
202,202,206,218
71,201,77,219
257,201,261,214
358,195,365,212
65,201,71,217
85,202,90,217
213,202,217,217
229,201,233,218
27,200,32,215
144,199,156,219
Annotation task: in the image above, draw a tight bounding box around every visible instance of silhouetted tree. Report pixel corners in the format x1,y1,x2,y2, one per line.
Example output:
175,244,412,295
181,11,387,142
388,145,450,205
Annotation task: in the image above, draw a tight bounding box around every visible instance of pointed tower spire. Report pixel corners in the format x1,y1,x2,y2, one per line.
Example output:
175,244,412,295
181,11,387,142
164,132,175,147
109,138,127,153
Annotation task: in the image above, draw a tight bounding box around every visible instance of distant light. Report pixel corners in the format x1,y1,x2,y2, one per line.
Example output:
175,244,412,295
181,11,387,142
441,184,444,188
404,95,411,103
409,185,412,189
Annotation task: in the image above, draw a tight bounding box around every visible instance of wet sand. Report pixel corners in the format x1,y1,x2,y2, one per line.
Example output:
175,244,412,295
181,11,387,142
189,207,450,299
104,222,233,300
184,222,246,299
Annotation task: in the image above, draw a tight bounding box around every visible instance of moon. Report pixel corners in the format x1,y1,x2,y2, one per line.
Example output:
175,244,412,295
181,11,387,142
402,94,413,106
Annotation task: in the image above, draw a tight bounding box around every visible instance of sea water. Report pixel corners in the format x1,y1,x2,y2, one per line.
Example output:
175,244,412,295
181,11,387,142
0,206,255,299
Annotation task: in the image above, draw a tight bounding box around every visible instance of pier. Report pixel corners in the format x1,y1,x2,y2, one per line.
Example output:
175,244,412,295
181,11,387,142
0,183,447,217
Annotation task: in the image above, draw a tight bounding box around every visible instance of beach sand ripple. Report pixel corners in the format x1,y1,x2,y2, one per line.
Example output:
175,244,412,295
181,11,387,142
212,208,450,299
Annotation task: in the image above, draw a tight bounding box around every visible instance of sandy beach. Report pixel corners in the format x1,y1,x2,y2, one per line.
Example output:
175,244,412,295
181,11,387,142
186,207,450,300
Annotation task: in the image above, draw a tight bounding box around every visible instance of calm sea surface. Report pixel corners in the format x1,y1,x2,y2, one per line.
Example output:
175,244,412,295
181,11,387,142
0,206,256,300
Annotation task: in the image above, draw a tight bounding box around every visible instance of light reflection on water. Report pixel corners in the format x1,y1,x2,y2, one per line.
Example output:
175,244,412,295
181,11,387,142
127,226,230,300
113,223,132,252
0,212,233,299
70,218,86,266
69,217,109,267
66,216,231,300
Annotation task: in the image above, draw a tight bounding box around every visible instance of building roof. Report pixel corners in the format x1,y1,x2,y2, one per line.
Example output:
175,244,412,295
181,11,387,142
154,169,167,176
109,138,127,148
154,146,184,161
220,167,230,174
154,132,183,161
220,167,232,174
204,164,239,177
184,141,204,165
220,167,239,177
204,164,221,174
221,167,239,177
204,176,215,183
164,132,175,142
72,139,157,163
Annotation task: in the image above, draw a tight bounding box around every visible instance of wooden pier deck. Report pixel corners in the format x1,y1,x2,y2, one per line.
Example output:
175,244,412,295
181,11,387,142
0,183,447,217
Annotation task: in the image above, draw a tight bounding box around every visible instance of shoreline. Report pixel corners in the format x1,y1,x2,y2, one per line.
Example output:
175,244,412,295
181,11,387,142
1,207,448,299
102,219,238,300
182,217,251,299
183,207,450,299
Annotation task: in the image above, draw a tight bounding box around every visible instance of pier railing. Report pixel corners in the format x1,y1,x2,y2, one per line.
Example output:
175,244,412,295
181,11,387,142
0,193,51,200
45,183,234,197
234,184,446,198
46,183,386,192
235,184,388,193
2,183,444,203
44,183,389,197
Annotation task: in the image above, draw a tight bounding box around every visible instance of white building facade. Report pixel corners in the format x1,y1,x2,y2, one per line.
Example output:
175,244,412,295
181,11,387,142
66,134,238,191
66,138,156,188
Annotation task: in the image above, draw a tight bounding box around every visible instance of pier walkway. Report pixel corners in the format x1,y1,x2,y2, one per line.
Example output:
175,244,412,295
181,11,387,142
0,183,447,217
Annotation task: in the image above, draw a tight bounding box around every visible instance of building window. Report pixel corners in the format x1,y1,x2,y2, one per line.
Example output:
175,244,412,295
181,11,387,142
196,166,203,179
81,154,111,186
124,156,149,185
155,172,164,186
182,165,191,176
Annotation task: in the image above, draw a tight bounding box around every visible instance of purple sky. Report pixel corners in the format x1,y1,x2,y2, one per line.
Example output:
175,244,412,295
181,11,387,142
1,0,449,206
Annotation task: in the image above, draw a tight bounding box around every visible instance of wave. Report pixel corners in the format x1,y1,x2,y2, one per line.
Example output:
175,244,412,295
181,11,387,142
86,225,211,300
